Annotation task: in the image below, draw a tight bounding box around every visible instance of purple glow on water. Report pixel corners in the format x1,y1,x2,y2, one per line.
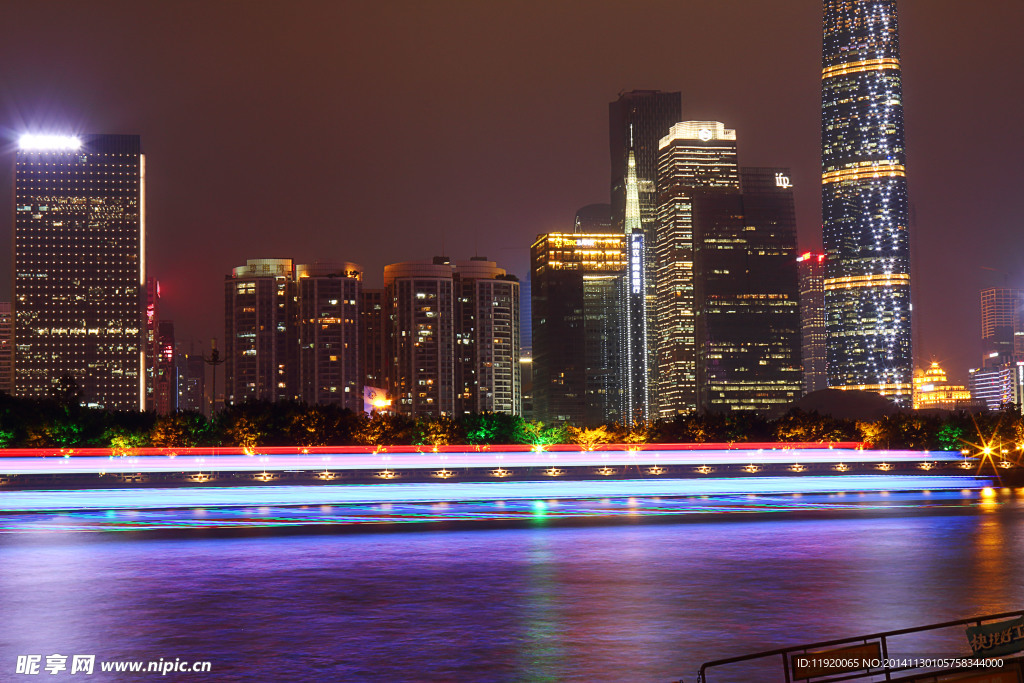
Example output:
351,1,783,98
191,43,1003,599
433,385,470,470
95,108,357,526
1,489,1023,681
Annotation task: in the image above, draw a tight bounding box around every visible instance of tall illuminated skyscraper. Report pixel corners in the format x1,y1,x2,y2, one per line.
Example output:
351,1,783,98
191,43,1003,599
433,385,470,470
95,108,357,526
979,288,1024,369
620,139,648,423
655,122,739,416
822,0,913,403
797,252,828,394
531,232,626,426
13,134,145,409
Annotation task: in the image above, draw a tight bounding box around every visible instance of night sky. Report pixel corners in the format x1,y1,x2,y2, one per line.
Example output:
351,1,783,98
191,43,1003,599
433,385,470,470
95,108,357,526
0,0,1020,383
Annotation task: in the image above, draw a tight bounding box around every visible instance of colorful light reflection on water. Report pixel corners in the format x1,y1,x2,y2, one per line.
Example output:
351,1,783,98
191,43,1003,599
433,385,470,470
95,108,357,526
0,489,997,534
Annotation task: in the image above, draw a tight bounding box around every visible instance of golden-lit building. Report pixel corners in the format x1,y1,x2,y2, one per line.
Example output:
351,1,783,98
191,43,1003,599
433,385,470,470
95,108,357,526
531,232,626,426
913,362,971,410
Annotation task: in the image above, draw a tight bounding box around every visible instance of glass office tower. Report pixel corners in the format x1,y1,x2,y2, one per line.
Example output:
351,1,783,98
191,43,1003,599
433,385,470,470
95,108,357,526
822,0,913,404
13,134,145,409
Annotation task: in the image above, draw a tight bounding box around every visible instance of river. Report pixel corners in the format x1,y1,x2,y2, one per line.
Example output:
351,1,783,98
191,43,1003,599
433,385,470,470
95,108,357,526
1,489,1022,681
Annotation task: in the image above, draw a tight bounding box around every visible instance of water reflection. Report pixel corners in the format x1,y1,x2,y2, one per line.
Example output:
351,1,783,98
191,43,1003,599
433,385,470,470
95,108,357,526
0,491,1022,682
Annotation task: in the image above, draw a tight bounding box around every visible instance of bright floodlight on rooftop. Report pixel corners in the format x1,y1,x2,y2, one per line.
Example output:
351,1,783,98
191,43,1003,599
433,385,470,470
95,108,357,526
18,134,82,151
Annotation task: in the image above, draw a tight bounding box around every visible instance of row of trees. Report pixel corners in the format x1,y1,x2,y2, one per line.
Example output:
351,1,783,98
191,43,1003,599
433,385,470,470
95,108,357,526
1,392,1022,452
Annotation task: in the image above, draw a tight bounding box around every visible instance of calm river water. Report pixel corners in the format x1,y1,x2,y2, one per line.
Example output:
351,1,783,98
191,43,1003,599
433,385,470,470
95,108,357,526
1,489,1023,682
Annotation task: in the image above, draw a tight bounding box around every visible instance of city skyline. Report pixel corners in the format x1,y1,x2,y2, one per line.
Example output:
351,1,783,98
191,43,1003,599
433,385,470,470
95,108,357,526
0,1,1020,385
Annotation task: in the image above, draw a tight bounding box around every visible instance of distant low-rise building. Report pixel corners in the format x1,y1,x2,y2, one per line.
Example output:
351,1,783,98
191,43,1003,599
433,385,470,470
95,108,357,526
913,362,970,411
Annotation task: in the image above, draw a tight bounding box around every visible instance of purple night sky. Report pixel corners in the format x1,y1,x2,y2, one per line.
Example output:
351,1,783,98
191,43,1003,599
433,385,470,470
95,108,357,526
0,0,1020,382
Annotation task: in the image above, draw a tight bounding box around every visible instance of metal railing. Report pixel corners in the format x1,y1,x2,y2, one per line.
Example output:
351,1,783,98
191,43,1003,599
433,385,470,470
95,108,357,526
695,609,1024,683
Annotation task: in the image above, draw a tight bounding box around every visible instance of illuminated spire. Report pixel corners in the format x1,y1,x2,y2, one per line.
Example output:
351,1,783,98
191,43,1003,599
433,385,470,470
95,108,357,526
624,127,641,235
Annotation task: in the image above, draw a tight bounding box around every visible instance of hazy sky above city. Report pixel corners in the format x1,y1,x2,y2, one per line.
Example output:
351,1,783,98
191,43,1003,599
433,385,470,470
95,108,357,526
0,0,1020,382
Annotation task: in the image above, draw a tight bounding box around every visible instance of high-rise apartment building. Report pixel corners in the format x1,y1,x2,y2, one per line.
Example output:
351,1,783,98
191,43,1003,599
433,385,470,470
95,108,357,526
384,258,456,418
224,258,296,404
383,257,520,418
531,233,625,426
655,122,740,416
822,0,913,404
0,303,11,394
797,252,828,394
360,288,386,393
453,258,521,415
13,134,145,410
980,288,1024,369
295,262,362,411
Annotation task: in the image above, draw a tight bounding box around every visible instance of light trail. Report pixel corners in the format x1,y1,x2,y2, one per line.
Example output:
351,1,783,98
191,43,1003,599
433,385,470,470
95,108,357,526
0,476,991,512
0,448,965,476
0,491,992,534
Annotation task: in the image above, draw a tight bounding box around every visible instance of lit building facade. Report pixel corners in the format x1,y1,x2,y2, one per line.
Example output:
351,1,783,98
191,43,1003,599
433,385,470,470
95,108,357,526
295,262,362,411
13,134,145,410
980,287,1024,369
531,233,625,426
656,125,801,413
453,259,521,415
224,258,296,404
655,122,739,416
620,143,649,423
609,91,682,243
359,288,386,394
798,252,828,394
913,361,970,410
969,365,1024,413
822,0,913,404
610,92,681,408
0,303,11,394
154,320,176,414
384,258,457,418
144,277,160,411
175,342,206,414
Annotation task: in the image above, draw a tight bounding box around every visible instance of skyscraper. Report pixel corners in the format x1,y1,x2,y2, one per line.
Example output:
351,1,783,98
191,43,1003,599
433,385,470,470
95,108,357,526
703,167,799,412
822,0,913,404
224,258,296,404
620,141,649,423
609,91,682,239
610,91,681,410
797,252,828,394
980,288,1024,369
0,303,11,395
13,134,145,409
656,125,801,414
655,122,740,416
295,262,363,411
531,232,625,426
